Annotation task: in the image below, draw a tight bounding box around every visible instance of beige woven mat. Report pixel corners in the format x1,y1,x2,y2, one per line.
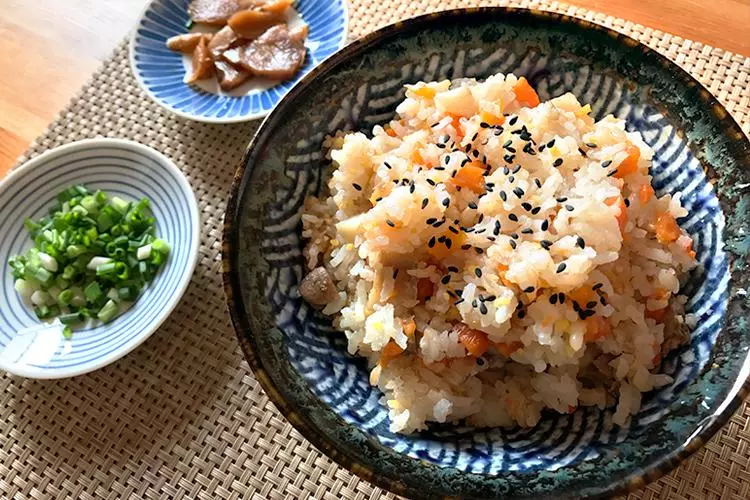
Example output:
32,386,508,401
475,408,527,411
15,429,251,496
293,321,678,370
2,0,749,498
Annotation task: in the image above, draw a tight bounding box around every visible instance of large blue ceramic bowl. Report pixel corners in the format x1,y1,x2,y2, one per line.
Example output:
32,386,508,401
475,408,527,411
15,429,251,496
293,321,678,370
129,0,348,123
222,8,750,499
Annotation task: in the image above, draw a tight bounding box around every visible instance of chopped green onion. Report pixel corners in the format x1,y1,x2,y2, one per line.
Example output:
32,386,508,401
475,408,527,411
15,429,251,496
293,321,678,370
62,326,73,339
111,197,130,214
137,244,152,261
84,282,103,302
59,312,83,325
58,289,74,305
97,300,119,323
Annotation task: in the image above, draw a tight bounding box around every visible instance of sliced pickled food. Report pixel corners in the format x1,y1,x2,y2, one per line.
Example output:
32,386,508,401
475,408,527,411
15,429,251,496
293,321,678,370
258,0,294,14
166,33,209,53
186,36,215,83
227,9,285,39
207,25,240,58
188,0,244,25
233,25,306,80
288,23,308,42
214,60,251,90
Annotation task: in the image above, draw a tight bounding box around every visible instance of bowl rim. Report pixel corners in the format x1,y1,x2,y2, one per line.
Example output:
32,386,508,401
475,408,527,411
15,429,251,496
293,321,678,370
0,138,201,379
128,0,350,124
222,7,750,499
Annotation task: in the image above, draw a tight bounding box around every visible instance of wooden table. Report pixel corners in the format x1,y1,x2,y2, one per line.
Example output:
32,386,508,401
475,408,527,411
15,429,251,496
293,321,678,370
1,0,749,177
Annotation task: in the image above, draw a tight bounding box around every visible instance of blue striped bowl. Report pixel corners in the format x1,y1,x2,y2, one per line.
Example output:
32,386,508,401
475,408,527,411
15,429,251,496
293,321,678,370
223,8,750,499
0,139,200,379
129,0,348,123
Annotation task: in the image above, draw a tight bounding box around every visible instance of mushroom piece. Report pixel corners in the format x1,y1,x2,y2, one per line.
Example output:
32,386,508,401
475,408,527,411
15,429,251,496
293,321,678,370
299,267,338,306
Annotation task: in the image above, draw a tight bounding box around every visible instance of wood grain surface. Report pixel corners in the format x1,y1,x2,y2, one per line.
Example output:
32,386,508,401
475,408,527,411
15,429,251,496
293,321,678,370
1,0,749,177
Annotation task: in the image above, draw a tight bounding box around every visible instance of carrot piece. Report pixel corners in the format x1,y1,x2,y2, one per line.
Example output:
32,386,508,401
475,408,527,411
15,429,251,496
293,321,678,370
495,341,522,357
384,124,397,137
417,278,434,302
614,144,640,178
412,86,436,99
584,316,612,342
411,148,424,166
654,212,681,244
452,161,486,193
639,184,654,204
568,286,595,307
458,327,490,357
513,77,540,108
427,230,465,261
379,340,405,366
479,110,505,126
605,196,628,232
448,113,465,140
645,307,669,323
401,318,417,338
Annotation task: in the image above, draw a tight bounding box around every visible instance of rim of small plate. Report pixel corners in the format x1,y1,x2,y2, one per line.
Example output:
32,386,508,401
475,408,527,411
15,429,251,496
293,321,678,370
0,138,201,379
128,0,350,124
222,7,750,499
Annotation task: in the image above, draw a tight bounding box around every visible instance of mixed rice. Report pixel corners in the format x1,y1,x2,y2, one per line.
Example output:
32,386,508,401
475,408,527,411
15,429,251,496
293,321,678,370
300,73,697,433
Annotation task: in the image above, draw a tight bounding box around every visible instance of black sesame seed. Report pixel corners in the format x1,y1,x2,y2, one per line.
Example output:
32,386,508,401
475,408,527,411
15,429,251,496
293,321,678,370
521,228,533,234
535,178,542,188
531,206,541,215
449,226,459,234
578,147,587,157
499,191,507,202
352,183,362,191
506,146,516,153
475,247,484,254
475,228,486,234
448,266,459,273
541,219,549,231
480,302,488,314
375,197,383,202
444,156,451,165
410,183,416,194
438,235,446,243
485,182,495,189
512,164,522,174
464,144,472,153
547,139,556,148
472,150,479,158
556,196,568,203
427,179,436,186
539,144,546,152
572,301,581,313
494,220,501,235
471,299,478,308
461,158,470,167
471,132,479,142
434,166,446,172
624,198,631,207
513,187,524,198
504,154,515,164
454,298,465,305
441,275,451,285
509,240,517,249
451,170,458,178
607,169,618,177
437,143,446,149
556,262,567,273
393,269,399,279
476,357,485,365
480,122,490,129
509,213,518,222
586,301,598,309
503,139,513,149
585,142,597,148
509,116,518,125
510,232,519,239
428,237,436,248
494,129,503,136
442,198,450,207
518,309,526,319
509,175,515,183
426,217,437,224
521,202,532,211
565,204,575,211
581,309,596,319
540,240,552,250
523,286,535,293
487,236,496,242
384,162,392,169
474,268,483,278
422,198,429,209
468,201,478,210
600,296,607,305
576,236,585,249
461,244,472,250
549,294,558,305
386,219,395,227
553,158,564,167
502,166,510,175
558,293,566,304
433,219,445,228
478,214,485,224
601,160,612,168
592,283,603,290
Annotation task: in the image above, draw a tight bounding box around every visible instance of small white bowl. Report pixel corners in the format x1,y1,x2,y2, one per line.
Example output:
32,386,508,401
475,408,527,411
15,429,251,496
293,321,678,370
0,139,200,378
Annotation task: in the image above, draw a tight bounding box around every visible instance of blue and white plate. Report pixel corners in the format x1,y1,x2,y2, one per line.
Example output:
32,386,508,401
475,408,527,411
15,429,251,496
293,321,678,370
129,0,348,123
0,139,200,379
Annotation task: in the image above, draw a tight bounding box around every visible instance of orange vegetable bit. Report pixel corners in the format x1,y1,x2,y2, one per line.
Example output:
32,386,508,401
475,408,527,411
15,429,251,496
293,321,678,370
379,340,405,366
448,113,465,140
584,316,612,342
427,230,465,261
645,306,669,323
512,77,540,108
679,237,697,259
494,340,522,357
639,183,654,204
458,327,491,357
401,318,417,337
452,161,486,193
654,212,681,244
416,278,434,302
412,86,437,99
384,124,397,137
614,144,641,178
605,196,628,232
411,148,425,166
479,110,505,126
568,286,595,307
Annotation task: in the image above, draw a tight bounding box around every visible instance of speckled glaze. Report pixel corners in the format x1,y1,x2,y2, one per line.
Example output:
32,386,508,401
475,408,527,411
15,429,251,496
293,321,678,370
223,8,750,499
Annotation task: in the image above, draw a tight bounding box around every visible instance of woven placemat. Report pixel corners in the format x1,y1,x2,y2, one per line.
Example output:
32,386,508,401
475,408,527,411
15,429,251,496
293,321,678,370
2,1,749,498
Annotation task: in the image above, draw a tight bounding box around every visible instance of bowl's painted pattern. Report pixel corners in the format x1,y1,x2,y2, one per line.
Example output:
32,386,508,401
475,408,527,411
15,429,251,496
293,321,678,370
130,0,348,123
0,139,200,379
224,8,750,499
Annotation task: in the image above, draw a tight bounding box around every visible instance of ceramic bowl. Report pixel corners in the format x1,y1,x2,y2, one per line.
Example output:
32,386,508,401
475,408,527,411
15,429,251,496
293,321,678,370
0,139,200,379
129,0,348,123
223,8,750,499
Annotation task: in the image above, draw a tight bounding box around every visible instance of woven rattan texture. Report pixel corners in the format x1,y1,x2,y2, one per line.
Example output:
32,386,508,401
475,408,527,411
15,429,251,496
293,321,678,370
2,1,749,499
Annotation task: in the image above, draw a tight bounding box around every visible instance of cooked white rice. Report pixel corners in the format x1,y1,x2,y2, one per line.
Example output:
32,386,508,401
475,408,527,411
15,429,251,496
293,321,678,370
301,73,697,433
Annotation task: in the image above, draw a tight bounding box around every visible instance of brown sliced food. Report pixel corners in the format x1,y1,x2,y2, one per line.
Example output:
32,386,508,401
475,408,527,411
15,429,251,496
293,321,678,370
258,0,294,14
207,25,240,59
167,33,211,53
227,9,285,39
214,60,251,90
230,25,306,80
186,36,215,83
188,0,245,25
288,23,308,42
299,267,338,306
